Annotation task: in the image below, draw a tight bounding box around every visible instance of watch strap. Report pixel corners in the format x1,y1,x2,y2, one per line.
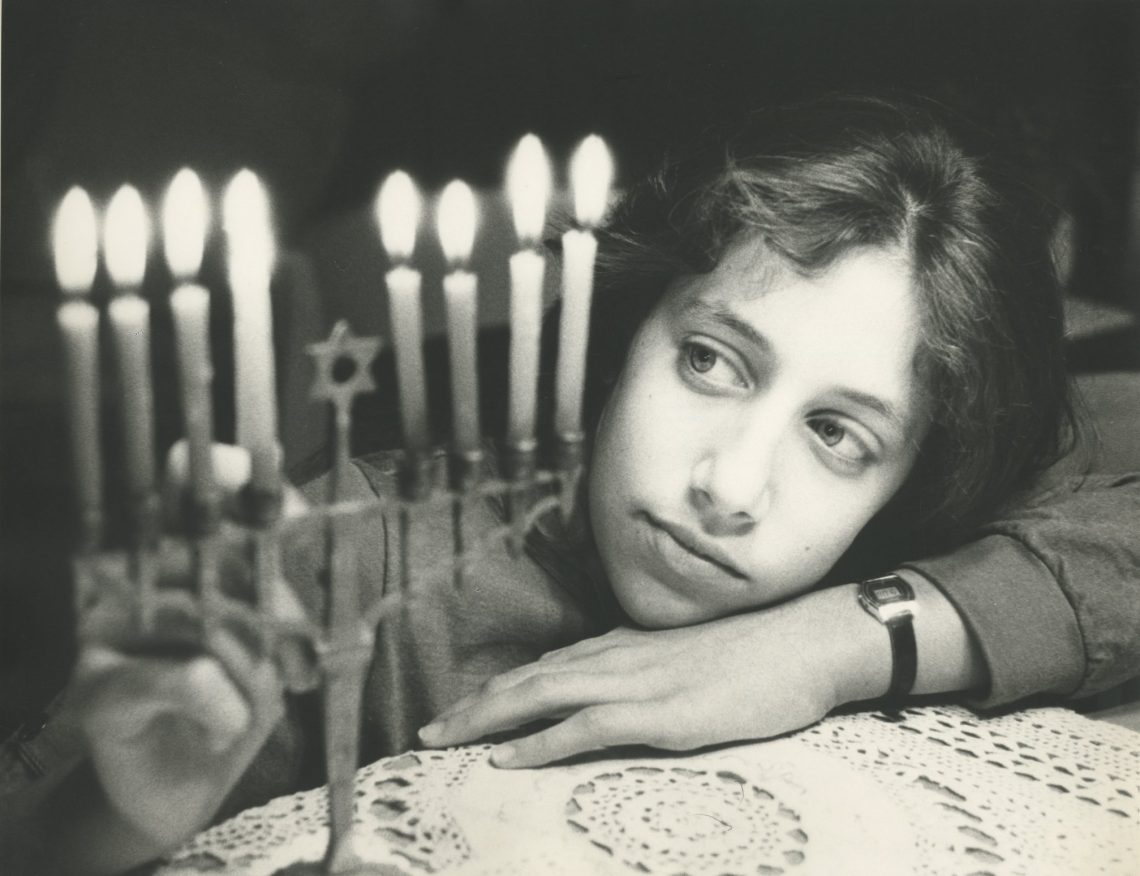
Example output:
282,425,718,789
858,574,918,700
885,609,917,699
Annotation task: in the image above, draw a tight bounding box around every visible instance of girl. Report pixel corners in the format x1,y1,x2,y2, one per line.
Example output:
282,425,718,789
5,95,1138,873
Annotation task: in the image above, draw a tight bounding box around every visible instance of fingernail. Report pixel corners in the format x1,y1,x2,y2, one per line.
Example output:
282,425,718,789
418,723,442,745
490,744,515,767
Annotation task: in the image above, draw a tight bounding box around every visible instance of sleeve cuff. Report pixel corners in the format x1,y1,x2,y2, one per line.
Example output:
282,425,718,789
902,535,1084,708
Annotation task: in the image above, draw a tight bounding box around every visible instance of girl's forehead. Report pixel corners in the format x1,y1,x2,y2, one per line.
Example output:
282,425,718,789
658,238,932,433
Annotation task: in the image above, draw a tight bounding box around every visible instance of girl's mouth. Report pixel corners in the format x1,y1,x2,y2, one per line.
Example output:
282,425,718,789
641,512,749,581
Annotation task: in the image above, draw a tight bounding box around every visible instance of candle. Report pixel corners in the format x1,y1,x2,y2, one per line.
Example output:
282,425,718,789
375,170,431,451
163,168,215,507
505,134,551,446
223,169,279,495
104,184,156,500
52,187,102,542
556,134,614,437
436,180,481,454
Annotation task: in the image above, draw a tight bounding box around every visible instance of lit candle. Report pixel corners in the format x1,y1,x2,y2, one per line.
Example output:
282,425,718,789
223,169,279,495
163,168,215,507
375,170,430,451
436,180,481,454
104,184,156,501
505,134,551,446
52,186,103,543
556,135,614,437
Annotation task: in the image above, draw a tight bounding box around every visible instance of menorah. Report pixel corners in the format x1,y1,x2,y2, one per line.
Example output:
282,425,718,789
52,135,614,874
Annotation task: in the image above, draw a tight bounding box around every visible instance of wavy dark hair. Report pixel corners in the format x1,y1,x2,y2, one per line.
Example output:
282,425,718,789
543,94,1076,574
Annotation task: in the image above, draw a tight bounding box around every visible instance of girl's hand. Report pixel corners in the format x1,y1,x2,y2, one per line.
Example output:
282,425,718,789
73,623,284,849
68,442,309,852
419,585,890,768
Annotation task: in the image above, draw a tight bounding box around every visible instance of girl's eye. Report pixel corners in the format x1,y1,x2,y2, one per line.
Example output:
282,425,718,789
807,416,873,466
688,343,718,373
815,419,845,447
679,341,747,388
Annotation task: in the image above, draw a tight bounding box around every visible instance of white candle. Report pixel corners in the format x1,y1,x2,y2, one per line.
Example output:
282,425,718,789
223,169,279,494
104,185,156,499
108,295,156,499
170,285,214,499
556,134,614,437
505,134,551,445
437,180,481,453
376,171,431,451
52,187,103,532
386,266,430,449
57,301,102,526
163,169,215,505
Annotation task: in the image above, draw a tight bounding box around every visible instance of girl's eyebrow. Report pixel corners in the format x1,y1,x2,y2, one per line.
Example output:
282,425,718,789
675,299,772,354
832,387,905,430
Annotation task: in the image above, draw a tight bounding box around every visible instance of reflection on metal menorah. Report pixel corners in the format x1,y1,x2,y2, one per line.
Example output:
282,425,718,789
74,319,585,875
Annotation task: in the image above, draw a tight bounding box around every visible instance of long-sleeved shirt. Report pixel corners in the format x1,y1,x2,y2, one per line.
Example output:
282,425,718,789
3,455,1138,825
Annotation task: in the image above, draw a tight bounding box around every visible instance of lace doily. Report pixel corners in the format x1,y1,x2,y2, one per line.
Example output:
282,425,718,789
158,706,1139,875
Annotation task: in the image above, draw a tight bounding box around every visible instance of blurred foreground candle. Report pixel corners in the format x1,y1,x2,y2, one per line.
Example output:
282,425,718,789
223,169,279,495
556,135,614,437
104,184,156,501
505,134,551,446
52,186,103,544
376,171,430,451
163,168,215,507
436,180,481,454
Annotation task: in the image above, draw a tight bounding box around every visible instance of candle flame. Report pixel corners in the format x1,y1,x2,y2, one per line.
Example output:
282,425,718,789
437,180,478,265
570,135,615,227
104,185,150,288
163,168,209,280
375,171,421,261
506,134,551,244
223,169,276,279
52,186,98,294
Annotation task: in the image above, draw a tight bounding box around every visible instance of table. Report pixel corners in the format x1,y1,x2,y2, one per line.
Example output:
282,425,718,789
158,705,1138,875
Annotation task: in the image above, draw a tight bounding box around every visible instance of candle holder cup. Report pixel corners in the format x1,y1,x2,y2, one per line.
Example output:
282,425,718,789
71,320,585,875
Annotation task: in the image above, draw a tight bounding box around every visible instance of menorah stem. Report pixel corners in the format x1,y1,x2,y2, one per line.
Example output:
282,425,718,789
556,431,586,523
319,629,374,874
503,440,537,558
77,507,105,556
129,490,161,634
243,485,283,650
448,449,484,589
396,451,434,592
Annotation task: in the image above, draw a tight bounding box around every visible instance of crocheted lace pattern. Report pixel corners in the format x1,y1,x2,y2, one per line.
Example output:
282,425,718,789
159,705,1139,875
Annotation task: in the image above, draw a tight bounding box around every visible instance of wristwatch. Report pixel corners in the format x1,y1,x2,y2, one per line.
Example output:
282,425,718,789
857,574,918,699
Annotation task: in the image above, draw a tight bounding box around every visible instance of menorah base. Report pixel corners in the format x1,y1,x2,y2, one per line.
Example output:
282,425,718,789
272,860,404,876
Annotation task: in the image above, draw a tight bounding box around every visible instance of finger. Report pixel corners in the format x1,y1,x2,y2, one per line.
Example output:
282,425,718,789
420,671,625,747
77,649,252,753
164,443,307,521
489,701,659,769
536,630,629,664
165,441,251,492
429,660,585,725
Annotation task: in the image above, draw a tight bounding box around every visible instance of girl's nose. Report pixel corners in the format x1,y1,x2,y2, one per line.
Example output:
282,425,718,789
688,427,775,533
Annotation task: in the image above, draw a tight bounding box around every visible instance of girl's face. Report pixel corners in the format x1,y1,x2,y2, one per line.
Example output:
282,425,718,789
588,236,931,628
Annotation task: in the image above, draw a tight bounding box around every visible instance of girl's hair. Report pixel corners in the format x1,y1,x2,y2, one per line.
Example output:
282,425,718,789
558,93,1076,572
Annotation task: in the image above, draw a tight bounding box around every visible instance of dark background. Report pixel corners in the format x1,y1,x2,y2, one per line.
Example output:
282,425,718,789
2,0,1138,733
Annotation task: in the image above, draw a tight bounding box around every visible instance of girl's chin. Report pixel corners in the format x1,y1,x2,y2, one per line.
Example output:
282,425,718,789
612,579,726,630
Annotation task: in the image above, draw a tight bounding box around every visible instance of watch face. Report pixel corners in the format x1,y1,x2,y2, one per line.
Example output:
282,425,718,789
859,576,916,622
869,582,908,604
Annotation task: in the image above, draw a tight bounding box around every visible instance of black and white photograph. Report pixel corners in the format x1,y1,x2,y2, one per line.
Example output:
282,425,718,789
2,2,1138,873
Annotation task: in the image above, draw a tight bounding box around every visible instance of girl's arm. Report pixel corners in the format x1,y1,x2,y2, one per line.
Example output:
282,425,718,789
905,472,1140,705
418,571,983,769
420,472,1140,767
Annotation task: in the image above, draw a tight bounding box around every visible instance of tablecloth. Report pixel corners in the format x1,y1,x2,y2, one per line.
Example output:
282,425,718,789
157,705,1139,875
